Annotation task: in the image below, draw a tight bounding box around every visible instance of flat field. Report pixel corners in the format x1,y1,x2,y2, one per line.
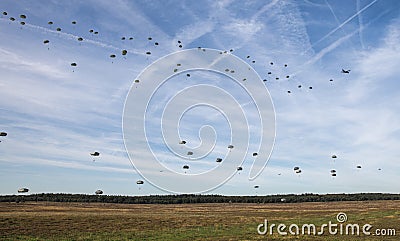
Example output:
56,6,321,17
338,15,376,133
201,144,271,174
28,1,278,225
0,200,398,240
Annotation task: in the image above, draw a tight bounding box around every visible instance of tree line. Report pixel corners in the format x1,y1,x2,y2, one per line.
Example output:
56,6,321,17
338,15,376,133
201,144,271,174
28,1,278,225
0,193,399,204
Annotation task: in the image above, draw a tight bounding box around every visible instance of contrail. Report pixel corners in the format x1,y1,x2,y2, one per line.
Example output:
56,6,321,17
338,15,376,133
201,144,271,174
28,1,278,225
309,0,379,49
325,0,341,25
356,0,366,49
291,8,389,77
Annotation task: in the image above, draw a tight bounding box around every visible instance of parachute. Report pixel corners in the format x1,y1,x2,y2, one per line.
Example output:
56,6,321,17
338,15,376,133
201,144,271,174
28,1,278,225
331,155,337,159
331,173,337,177
56,27,61,31
216,158,222,163
136,180,144,185
43,40,50,44
77,37,83,41
228,145,234,149
71,21,77,24
110,54,116,58
179,140,186,144
121,37,126,40
134,79,140,83
0,132,7,136
70,62,77,67
356,165,362,169
90,152,100,156
293,166,300,171
48,21,53,25
148,37,152,40
146,51,151,55
183,165,189,170
18,188,29,193
122,50,127,56
19,14,26,19
9,17,15,21
254,185,259,189
2,11,7,16
155,42,159,45
237,166,243,171
187,151,193,156
252,152,258,157
330,169,336,173
20,21,25,25
95,190,103,195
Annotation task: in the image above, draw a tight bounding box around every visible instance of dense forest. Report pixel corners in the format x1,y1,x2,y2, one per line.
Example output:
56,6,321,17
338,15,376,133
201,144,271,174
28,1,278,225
1,193,399,204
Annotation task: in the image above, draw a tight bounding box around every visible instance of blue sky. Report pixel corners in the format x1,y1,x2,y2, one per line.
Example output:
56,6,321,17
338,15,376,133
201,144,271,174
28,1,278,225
0,0,399,195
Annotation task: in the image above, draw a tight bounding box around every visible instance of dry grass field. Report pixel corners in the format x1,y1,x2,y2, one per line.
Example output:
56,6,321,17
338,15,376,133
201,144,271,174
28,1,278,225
0,200,398,240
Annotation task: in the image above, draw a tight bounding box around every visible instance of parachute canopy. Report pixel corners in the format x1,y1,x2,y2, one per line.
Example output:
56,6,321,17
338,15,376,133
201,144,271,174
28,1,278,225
252,152,258,156
43,40,50,44
0,132,7,136
122,50,127,56
187,151,193,156
228,145,234,149
70,62,77,67
20,14,26,19
179,140,186,144
216,158,222,163
331,155,337,159
95,190,103,195
293,166,300,171
136,180,144,185
90,152,100,156
237,166,243,171
18,187,29,193
183,165,189,169
356,165,362,169
254,185,259,188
